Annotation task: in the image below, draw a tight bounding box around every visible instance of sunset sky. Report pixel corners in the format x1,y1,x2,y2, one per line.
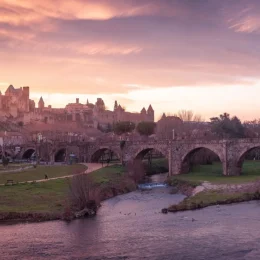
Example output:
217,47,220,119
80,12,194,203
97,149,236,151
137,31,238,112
1,0,260,121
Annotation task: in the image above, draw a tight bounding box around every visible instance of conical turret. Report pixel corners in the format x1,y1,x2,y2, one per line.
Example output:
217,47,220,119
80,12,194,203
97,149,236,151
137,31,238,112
114,100,118,111
38,96,44,110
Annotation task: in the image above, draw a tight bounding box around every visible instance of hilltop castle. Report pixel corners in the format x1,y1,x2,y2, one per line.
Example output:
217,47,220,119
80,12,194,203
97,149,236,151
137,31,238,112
0,85,154,129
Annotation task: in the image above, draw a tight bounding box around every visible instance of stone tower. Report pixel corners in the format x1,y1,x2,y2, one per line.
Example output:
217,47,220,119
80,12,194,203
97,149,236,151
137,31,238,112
161,113,166,119
114,101,118,111
22,86,30,112
38,96,44,110
147,105,154,122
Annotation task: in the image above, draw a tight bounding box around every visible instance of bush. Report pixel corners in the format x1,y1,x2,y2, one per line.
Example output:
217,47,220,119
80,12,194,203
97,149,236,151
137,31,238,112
136,121,156,136
113,121,135,135
69,175,101,211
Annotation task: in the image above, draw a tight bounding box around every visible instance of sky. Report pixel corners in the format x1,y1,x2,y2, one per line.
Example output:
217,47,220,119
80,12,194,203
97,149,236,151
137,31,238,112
1,0,260,121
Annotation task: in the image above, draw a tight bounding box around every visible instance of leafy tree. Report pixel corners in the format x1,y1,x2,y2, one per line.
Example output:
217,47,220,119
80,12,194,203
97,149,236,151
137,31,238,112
210,113,245,138
136,121,156,136
113,121,135,135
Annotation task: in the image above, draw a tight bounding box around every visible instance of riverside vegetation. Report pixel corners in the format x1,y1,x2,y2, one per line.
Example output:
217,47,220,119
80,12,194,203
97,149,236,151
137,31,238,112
0,163,142,223
167,160,260,213
2,159,260,223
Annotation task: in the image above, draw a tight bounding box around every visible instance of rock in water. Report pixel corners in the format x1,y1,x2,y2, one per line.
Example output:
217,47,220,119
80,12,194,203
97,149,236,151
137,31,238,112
161,208,168,214
75,200,97,218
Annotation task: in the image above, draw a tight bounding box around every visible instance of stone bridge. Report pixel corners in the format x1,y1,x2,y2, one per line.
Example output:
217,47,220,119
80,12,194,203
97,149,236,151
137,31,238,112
6,138,260,176
83,138,260,176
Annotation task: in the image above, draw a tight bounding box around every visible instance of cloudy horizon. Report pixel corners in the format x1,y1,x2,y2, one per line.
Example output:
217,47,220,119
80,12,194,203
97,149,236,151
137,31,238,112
1,0,260,121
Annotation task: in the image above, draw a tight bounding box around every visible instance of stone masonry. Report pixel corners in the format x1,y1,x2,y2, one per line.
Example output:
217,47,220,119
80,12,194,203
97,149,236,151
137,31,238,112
13,138,260,176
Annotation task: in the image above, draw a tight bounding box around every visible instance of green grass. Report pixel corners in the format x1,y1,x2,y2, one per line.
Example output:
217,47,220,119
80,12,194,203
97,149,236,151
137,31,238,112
0,164,86,184
0,179,69,213
0,164,129,215
88,164,126,184
172,161,260,184
168,190,260,212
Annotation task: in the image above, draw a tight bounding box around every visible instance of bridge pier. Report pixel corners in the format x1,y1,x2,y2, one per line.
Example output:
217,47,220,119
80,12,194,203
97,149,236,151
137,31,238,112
225,158,241,176
170,162,182,175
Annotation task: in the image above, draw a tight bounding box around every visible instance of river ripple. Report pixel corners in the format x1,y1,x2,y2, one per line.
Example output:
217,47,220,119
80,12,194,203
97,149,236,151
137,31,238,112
2,176,260,259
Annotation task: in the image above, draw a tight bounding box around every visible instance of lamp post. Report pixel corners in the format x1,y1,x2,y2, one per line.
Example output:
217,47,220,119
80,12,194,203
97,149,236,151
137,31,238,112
34,132,43,165
172,129,175,140
0,134,4,160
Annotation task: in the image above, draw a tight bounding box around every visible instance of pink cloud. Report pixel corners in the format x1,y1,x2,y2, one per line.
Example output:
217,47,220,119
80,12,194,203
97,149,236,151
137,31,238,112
1,0,186,25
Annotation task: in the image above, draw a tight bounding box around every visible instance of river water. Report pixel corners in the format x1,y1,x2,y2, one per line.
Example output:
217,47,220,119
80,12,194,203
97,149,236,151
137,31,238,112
2,173,260,259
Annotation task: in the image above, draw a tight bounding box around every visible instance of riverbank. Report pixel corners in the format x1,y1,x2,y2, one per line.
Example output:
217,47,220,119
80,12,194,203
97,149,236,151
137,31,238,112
167,161,260,213
0,164,136,224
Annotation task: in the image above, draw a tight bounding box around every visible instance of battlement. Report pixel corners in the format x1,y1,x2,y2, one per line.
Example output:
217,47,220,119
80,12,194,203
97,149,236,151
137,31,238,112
0,85,155,129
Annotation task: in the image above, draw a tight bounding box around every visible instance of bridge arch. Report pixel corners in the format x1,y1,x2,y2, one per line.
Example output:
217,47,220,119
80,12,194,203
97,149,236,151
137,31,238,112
55,148,66,162
181,146,224,174
133,146,169,160
132,146,169,176
235,144,260,174
90,147,121,163
22,148,35,160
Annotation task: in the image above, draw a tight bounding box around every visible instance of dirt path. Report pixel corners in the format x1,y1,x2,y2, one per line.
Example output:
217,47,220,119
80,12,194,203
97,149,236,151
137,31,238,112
1,163,104,185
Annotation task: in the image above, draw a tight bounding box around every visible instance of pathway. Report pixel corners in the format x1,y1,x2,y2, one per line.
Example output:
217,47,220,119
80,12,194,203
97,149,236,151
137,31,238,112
0,163,104,186
34,163,104,183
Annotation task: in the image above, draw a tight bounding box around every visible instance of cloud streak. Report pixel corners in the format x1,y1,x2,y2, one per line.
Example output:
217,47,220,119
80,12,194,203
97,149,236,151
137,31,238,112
1,0,260,118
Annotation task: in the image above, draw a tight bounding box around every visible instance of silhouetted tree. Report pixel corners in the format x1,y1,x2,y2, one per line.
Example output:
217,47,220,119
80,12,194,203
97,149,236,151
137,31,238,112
174,110,203,122
210,113,245,138
244,119,260,137
113,121,135,135
136,122,156,136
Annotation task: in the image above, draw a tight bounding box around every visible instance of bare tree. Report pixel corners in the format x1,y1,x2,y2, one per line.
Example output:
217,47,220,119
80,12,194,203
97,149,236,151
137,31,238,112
244,119,260,137
174,110,204,122
69,175,101,213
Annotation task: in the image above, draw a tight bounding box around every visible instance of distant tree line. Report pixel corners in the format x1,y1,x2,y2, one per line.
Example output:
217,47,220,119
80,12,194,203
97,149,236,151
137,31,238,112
96,110,260,141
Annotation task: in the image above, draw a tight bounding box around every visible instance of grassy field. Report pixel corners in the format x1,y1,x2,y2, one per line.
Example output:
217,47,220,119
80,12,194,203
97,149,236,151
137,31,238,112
168,189,260,213
0,164,86,184
0,164,128,214
87,164,126,184
172,161,260,184
0,179,69,213
167,160,260,212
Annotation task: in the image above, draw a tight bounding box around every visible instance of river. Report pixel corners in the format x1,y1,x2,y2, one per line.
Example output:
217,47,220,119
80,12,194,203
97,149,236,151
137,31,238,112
1,173,260,259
